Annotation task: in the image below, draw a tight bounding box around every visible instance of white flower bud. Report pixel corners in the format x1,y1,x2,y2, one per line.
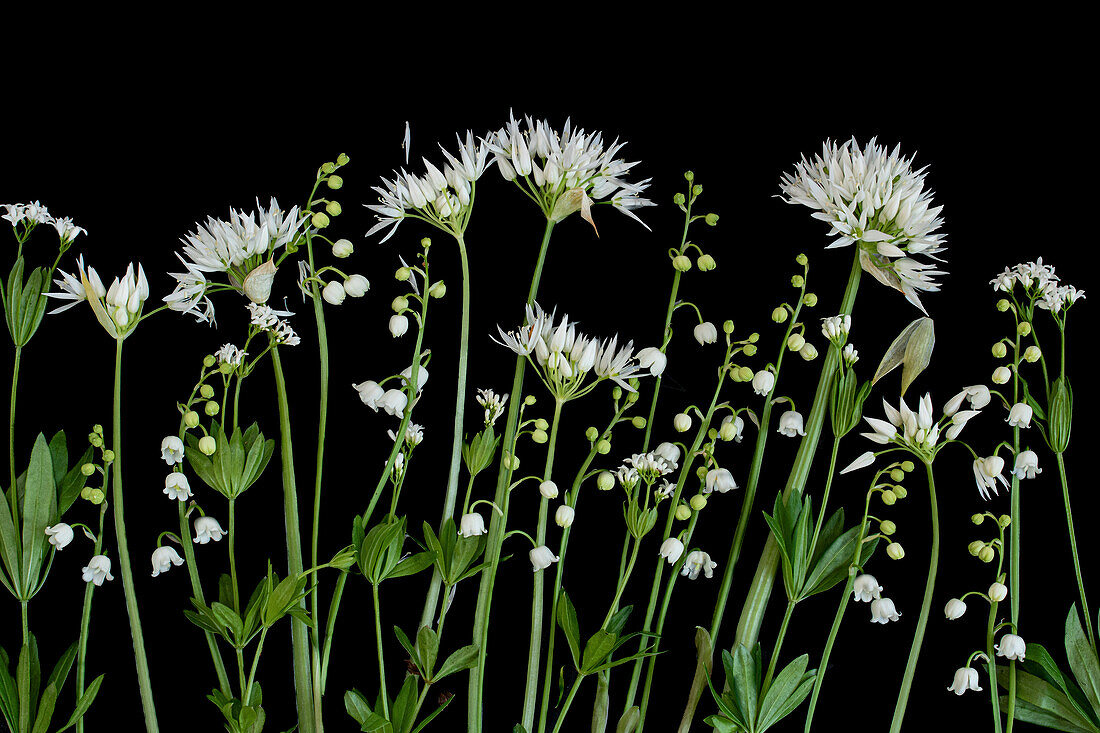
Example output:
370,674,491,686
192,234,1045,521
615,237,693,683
751,370,775,396
389,314,409,338
344,275,370,297
673,413,692,433
539,480,559,499
322,281,346,305
554,505,575,528
944,598,967,620
332,239,354,258
658,537,685,565
988,582,1008,602
992,366,1012,384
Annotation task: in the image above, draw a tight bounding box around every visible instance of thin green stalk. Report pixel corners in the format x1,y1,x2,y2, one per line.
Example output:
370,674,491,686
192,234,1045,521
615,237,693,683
177,501,231,695
76,502,107,733
551,676,585,733
806,438,841,560
419,234,472,631
229,499,247,695
605,536,642,629
372,583,390,721
468,219,555,732
1057,453,1095,649
112,338,160,732
641,269,682,452
761,601,796,692
986,595,1005,732
271,345,315,733
888,461,940,733
243,627,268,707
521,398,564,732
732,252,861,650
1007,329,1021,726
9,345,20,521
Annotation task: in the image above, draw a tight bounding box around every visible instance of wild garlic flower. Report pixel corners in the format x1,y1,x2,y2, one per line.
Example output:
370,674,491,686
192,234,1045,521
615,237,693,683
476,388,508,427
215,343,246,366
193,516,227,544
82,554,114,585
972,456,1009,500
855,393,985,471
842,343,860,366
991,258,1085,313
366,130,490,243
246,303,300,346
779,138,946,312
388,422,424,446
484,112,655,229
680,550,718,580
820,314,852,343
624,451,678,484
2,201,55,227
151,546,185,577
47,256,150,339
45,523,75,550
52,216,87,246
166,198,307,322
947,667,982,696
944,385,991,414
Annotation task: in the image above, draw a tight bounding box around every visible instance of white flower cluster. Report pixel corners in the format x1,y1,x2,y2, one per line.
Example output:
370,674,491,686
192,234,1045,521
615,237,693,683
214,343,246,366
485,112,655,229
778,138,946,312
366,131,490,243
475,388,508,427
493,303,657,398
990,258,1085,313
352,364,429,420
2,201,86,244
247,303,300,346
47,256,150,338
852,573,902,624
623,451,678,483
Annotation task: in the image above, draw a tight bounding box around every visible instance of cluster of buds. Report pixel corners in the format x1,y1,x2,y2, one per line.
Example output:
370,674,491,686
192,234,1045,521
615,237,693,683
78,424,112,505
308,154,350,231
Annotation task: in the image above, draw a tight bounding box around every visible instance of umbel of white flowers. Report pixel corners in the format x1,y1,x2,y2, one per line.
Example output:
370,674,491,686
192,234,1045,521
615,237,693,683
778,138,947,313
48,256,151,339
991,258,1086,313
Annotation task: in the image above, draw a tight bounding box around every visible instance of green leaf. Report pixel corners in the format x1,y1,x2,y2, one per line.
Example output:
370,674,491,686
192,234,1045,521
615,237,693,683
54,673,104,732
57,447,93,515
1067,604,1100,712
582,630,618,673
387,550,436,581
723,645,759,727
804,525,872,598
343,689,388,731
1001,666,1100,732
615,706,639,733
211,602,245,642
872,317,935,395
758,654,815,730
393,626,421,676
557,590,581,669
416,627,438,679
1007,697,1095,733
21,434,57,592
390,675,418,733
435,645,479,681
677,627,713,733
0,486,22,598
0,645,16,728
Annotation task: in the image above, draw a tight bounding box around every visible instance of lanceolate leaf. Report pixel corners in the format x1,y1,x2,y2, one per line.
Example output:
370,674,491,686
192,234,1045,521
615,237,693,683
21,435,57,593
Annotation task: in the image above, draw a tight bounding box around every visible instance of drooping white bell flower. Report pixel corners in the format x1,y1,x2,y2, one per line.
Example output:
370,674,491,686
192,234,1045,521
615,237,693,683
635,347,667,376
539,481,559,499
947,667,983,696
988,582,1008,602
193,516,227,544
353,380,385,410
161,436,185,465
870,597,901,623
322,281,347,305
680,550,718,580
659,537,685,565
704,468,737,494
378,389,409,417
654,442,681,465
399,364,429,392
529,545,559,572
459,513,488,537
151,546,185,577
777,410,807,437
720,415,745,443
693,322,718,345
973,456,1010,500
82,555,114,586
944,598,967,620
752,370,775,396
389,314,409,337
1011,450,1041,479
852,574,883,602
344,275,370,298
1006,403,1033,429
45,523,75,550
163,473,192,501
555,505,575,528
995,634,1026,661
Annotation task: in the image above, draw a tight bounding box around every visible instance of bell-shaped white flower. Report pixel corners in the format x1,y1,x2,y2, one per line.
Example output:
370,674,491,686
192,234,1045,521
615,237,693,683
399,364,430,392
82,554,114,586
693,322,718,345
193,516,227,544
988,582,1008,602
635,347,667,377
459,513,488,537
353,380,385,409
1012,450,1041,479
776,410,807,437
161,436,185,465
973,456,1009,500
947,667,982,696
151,546,185,577
944,385,991,415
852,574,882,602
944,598,967,620
721,415,744,443
870,597,901,623
995,633,1026,661
555,505,575,528
163,473,192,501
654,442,681,465
389,314,409,338
659,537,685,565
704,468,737,494
752,370,775,396
45,523,75,550
840,451,876,474
992,366,1012,384
1006,402,1033,429
673,413,692,433
529,545,559,572
680,550,717,580
344,274,369,297
539,480,559,499
322,281,346,305
378,389,408,417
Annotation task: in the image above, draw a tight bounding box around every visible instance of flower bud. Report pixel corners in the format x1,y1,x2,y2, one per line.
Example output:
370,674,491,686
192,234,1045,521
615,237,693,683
199,384,214,399
945,598,968,620
988,582,1008,602
336,153,349,165
802,292,818,307
311,211,330,228
771,307,788,323
900,461,915,472
524,395,537,405
968,540,985,557
321,162,336,174
697,254,716,271
881,489,897,505
992,342,1008,358
585,427,599,441
998,514,1012,528
996,298,1011,312
786,333,805,351
890,469,905,482
791,275,805,288
597,471,615,491
391,296,408,313
198,436,217,455
675,504,692,521
1023,346,1042,363
723,320,735,334
596,439,611,454
799,343,819,361
88,488,105,504
673,192,686,205
672,254,692,271
632,416,647,429
539,480,559,499
81,462,96,476
332,239,354,258
893,486,907,499
322,280,347,305
971,513,985,525
326,175,343,190
532,429,548,444
1017,322,1032,336
992,366,1012,384
689,494,707,511
738,366,754,382
534,418,549,430
705,213,719,226
203,355,216,368
204,401,219,417
743,344,757,356
429,281,446,298
673,413,692,433
886,542,905,560
978,546,996,563
879,519,897,535
344,275,369,298
325,201,342,216
389,314,409,338
555,505,575,528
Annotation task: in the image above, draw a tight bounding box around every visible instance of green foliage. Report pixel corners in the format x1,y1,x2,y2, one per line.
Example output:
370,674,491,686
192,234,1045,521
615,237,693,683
462,427,500,476
705,645,816,733
421,519,487,587
185,565,310,648
393,625,478,684
185,422,275,499
0,635,104,733
208,685,266,733
355,517,435,586
829,367,871,438
2,257,50,348
553,592,658,677
1048,377,1073,453
871,316,935,396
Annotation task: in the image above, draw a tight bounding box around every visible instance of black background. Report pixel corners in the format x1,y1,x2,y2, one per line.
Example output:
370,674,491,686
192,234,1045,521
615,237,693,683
0,30,1093,732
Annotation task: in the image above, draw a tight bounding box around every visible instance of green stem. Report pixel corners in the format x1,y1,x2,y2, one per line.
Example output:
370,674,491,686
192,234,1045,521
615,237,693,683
986,600,1005,733
732,252,861,651
112,338,160,732
20,601,27,645
76,502,107,733
271,345,315,733
1007,332,1021,727
177,501,231,695
319,571,346,692
551,676,586,733
888,461,940,733
372,583,390,721
521,398,564,731
243,627,268,706
605,536,642,630
420,234,472,631
761,601,796,693
1057,452,1096,650
229,499,247,695
468,219,555,733
9,345,20,522
806,438,841,561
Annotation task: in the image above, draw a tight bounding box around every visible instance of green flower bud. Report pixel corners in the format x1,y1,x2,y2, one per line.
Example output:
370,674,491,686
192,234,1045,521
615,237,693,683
900,461,915,472
532,429,548,444
585,426,599,441
198,436,217,456
886,542,905,560
748,332,760,343
978,546,996,563
672,254,692,272
1023,345,1042,363
395,266,411,281
697,254,716,271
787,333,806,352
1017,322,1032,336
723,320,735,334
88,488,105,505
719,421,738,441
504,451,520,470
184,411,200,428
791,274,805,288
218,361,233,375
90,435,103,448
692,184,702,196
738,366,754,382
743,344,757,356
321,162,336,174
596,439,611,455
879,519,897,535
971,513,985,525
101,450,115,463
429,281,446,298
203,355,216,368
880,489,897,505
676,504,692,520
992,342,1008,358
311,211,330,228
893,486,908,499
689,494,707,511
772,307,789,323
684,171,695,182
205,401,220,417
705,213,719,226
325,200,342,216
336,153,350,165
326,175,343,190
524,395,537,405
80,486,93,500
533,418,549,431
992,366,1012,384
695,466,707,480
998,514,1012,528
597,471,615,491
673,192,686,206
421,237,432,248
392,296,408,312
93,424,104,435
996,298,1011,312
795,253,808,266
612,386,623,400
632,416,647,429
890,469,905,482
799,343,819,361
81,462,96,476
968,540,985,557
802,293,818,307
200,384,215,399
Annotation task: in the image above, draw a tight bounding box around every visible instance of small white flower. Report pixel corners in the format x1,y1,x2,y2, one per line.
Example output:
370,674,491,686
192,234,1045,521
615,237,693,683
776,410,807,437
752,370,775,396
654,442,681,465
635,347,667,376
944,385,991,415
659,537,685,565
870,597,901,623
378,389,408,417
1012,450,1041,479
820,315,851,342
995,633,1026,661
82,555,114,586
151,546,185,577
720,415,745,442
973,456,1009,500
841,451,876,474
945,410,981,441
704,468,737,494
388,314,409,337
852,574,883,602
539,480,559,499
992,366,1012,385
214,343,246,366
555,505,575,528
399,364,430,392
475,388,508,427
673,413,692,433
842,343,859,366
529,545,559,572
459,513,488,537
193,516,227,544
45,523,75,550
947,667,983,696
163,473,192,501
680,550,717,580
332,239,354,258
988,582,1008,602
944,598,967,620
322,280,347,305
161,436,185,465
1006,403,1033,429
353,380,385,410
344,275,370,297
693,322,718,345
